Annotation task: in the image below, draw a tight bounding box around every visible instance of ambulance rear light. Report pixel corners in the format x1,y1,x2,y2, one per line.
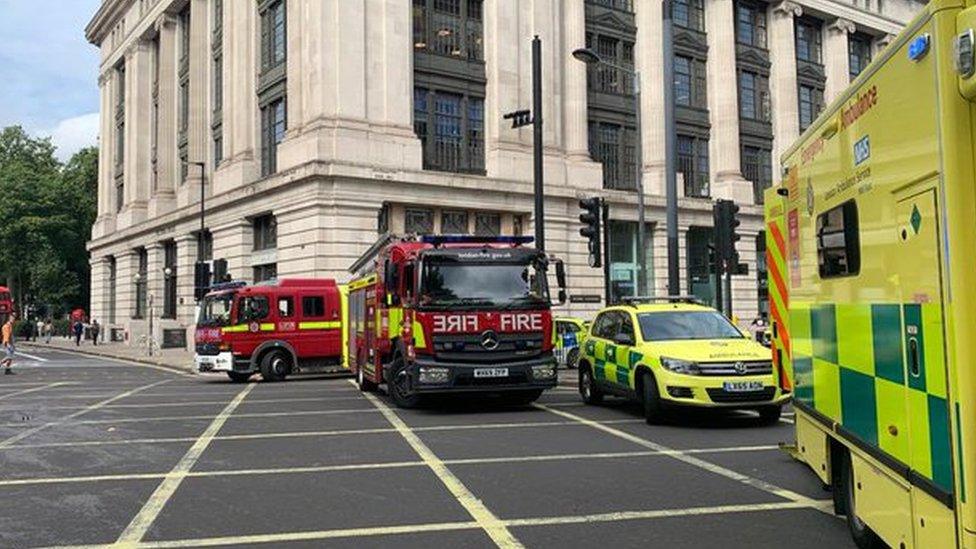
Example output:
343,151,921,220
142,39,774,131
955,30,975,78
421,235,535,247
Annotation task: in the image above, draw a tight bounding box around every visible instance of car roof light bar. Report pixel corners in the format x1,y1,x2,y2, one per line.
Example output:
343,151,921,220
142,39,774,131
621,295,703,306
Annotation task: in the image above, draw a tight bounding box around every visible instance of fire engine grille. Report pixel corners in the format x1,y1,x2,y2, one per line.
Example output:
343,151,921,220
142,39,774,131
432,333,545,363
196,343,220,356
697,361,773,377
705,387,777,403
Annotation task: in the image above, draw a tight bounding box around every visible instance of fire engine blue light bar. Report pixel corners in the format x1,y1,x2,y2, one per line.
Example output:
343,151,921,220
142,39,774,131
209,280,248,292
421,235,535,246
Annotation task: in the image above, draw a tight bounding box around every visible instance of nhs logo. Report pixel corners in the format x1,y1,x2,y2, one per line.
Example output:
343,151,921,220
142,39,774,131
854,136,871,166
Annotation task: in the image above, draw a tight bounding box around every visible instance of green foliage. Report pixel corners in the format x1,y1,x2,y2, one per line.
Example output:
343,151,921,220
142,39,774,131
0,126,98,317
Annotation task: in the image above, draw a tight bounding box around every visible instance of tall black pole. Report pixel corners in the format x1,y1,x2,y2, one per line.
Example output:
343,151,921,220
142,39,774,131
533,36,545,252
602,199,612,305
663,0,680,295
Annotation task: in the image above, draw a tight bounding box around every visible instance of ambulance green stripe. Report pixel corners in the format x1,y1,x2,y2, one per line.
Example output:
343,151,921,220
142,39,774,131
871,304,904,384
928,394,952,493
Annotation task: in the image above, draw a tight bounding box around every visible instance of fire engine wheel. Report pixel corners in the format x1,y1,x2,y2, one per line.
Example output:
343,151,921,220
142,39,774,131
388,354,421,409
840,452,885,549
260,350,291,382
226,372,251,383
357,366,378,393
579,364,603,405
566,348,580,369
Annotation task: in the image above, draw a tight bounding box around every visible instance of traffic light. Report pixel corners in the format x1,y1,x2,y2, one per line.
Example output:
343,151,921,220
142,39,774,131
714,199,741,263
194,261,212,301
212,258,228,283
579,197,603,268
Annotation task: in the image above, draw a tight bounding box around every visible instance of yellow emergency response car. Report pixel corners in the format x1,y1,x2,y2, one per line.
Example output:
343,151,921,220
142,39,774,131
577,297,789,424
766,3,976,547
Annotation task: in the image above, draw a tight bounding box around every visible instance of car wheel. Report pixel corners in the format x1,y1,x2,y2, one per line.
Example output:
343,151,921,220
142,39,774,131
579,364,604,405
840,451,885,549
566,348,580,370
357,365,378,393
758,405,782,425
387,353,421,409
226,372,251,383
260,350,290,382
641,371,666,425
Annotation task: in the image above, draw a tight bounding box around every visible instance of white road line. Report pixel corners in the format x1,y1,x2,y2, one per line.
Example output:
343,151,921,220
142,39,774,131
0,382,69,401
0,380,173,449
0,406,379,429
0,417,645,450
13,351,49,362
0,444,783,488
42,500,832,549
115,383,255,544
38,395,366,411
358,384,523,548
534,403,829,513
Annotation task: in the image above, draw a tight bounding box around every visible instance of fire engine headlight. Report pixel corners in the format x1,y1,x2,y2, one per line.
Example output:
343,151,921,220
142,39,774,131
660,357,701,375
418,367,450,384
531,364,556,379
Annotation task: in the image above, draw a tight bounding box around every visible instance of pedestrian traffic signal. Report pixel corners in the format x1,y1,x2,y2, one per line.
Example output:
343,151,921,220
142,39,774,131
579,197,603,268
713,199,741,266
194,261,212,301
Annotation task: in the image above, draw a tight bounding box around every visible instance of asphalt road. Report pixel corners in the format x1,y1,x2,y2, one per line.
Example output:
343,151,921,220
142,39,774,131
0,349,856,548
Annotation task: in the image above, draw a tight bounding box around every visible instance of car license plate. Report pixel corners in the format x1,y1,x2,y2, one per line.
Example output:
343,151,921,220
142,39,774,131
474,368,509,378
723,381,764,392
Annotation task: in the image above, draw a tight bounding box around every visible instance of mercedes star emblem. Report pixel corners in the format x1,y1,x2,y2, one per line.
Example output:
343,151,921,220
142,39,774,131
481,330,500,351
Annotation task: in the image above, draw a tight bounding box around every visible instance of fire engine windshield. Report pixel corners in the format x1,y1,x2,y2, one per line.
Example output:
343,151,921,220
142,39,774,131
419,258,548,309
197,292,235,327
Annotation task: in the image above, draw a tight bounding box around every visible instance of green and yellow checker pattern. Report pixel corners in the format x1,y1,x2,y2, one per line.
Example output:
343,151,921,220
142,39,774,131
583,338,643,389
791,301,953,493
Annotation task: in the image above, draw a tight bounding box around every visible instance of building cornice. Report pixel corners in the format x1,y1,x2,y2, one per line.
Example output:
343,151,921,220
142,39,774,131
85,0,133,45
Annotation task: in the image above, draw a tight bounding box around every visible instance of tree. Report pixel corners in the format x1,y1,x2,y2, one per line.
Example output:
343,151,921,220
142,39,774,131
0,127,98,317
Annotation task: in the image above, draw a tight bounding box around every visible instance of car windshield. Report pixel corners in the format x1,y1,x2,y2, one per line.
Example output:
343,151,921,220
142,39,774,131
638,311,746,341
419,259,548,309
197,292,235,327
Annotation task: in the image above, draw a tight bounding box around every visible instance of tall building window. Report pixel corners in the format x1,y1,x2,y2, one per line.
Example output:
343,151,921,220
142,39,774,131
738,70,770,121
414,0,486,175
254,264,277,283
178,5,191,185
795,18,823,64
736,2,767,48
115,61,125,212
134,248,148,319
212,0,224,165
163,241,177,319
678,135,710,198
742,145,773,203
151,35,160,191
674,55,707,109
849,32,872,79
586,34,636,96
589,122,637,191
798,84,824,131
253,214,277,251
259,0,287,177
412,0,484,61
673,0,705,31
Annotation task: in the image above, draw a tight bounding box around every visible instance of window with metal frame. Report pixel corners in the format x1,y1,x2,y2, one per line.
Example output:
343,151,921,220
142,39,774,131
405,208,434,234
741,145,772,203
798,84,824,131
677,135,710,198
212,0,224,165
163,241,178,319
253,264,277,284
474,212,501,236
413,89,484,173
258,0,287,177
795,18,823,64
253,214,277,251
738,70,771,122
413,0,483,61
817,200,860,278
134,248,148,319
441,210,469,234
673,0,705,31
736,2,767,48
848,32,872,80
178,5,191,185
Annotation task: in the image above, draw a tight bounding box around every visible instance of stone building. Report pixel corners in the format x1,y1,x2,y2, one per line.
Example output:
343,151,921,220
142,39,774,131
85,0,923,343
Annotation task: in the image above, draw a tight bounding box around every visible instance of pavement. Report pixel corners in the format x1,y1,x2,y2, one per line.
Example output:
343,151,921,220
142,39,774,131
17,337,194,373
0,349,856,549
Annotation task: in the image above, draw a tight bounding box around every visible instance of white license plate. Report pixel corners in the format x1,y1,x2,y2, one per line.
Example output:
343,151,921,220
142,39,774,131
474,368,509,378
723,381,764,392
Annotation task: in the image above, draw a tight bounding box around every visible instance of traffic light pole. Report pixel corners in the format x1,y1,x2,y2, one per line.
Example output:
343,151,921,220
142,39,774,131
533,36,545,252
663,0,680,296
602,199,612,304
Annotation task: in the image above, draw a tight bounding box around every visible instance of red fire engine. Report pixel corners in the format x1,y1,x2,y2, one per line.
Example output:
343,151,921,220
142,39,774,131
194,279,344,382
347,234,566,407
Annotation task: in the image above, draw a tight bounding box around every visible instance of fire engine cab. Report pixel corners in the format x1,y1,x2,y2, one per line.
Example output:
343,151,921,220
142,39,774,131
346,234,566,408
194,279,344,382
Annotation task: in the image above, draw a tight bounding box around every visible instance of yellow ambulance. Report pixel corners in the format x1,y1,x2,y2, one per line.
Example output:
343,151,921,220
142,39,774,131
766,2,976,547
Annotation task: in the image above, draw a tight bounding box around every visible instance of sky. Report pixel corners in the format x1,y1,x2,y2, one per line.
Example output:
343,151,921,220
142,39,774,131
0,0,102,161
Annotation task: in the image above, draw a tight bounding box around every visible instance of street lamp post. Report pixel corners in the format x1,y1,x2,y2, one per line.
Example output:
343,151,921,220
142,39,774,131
572,48,647,296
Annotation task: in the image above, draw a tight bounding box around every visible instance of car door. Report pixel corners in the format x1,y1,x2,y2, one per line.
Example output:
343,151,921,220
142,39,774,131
606,311,637,390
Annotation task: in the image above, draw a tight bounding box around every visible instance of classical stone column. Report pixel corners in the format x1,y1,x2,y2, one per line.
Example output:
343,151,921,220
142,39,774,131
93,72,116,240
212,219,253,283
706,0,752,203
149,15,177,217
89,257,111,327
768,1,802,165
563,0,590,162
145,243,165,320
217,0,258,192
179,0,210,208
175,235,199,323
636,0,666,196
115,251,139,327
122,41,154,227
824,18,855,104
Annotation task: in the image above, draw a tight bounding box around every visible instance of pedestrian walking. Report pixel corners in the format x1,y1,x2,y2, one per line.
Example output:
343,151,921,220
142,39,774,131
35,318,43,343
43,318,52,344
73,320,83,346
2,313,16,375
90,319,100,346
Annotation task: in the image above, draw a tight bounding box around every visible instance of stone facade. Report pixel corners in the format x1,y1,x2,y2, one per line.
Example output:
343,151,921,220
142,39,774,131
85,0,923,342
